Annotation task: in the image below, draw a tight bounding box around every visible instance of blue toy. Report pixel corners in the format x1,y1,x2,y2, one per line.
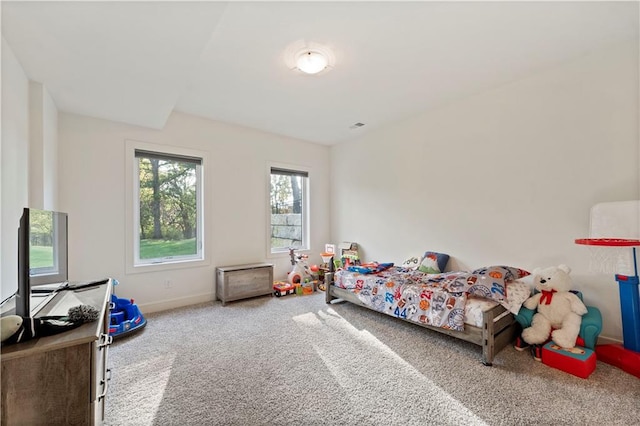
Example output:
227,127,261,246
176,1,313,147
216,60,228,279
109,279,147,338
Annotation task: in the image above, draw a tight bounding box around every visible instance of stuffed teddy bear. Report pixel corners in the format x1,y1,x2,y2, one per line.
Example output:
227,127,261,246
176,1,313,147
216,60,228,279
521,264,588,349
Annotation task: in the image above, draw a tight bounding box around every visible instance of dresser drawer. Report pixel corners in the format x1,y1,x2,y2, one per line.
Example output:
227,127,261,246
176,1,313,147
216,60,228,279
216,263,273,305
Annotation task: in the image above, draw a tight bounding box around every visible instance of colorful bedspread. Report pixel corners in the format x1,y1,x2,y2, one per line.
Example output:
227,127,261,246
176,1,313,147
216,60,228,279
334,265,528,331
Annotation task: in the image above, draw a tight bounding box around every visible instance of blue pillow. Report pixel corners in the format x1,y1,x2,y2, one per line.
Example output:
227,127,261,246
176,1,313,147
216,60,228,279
418,251,450,274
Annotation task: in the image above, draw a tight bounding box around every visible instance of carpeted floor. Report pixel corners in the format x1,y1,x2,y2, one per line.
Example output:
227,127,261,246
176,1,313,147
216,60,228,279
105,291,640,425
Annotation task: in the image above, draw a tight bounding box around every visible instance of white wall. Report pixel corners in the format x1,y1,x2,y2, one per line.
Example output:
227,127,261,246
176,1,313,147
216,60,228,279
1,37,30,301
58,111,331,312
1,38,60,302
29,81,59,210
330,40,639,342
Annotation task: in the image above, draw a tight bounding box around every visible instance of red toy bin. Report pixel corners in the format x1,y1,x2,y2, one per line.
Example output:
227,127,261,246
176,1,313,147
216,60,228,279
273,281,295,297
542,341,596,379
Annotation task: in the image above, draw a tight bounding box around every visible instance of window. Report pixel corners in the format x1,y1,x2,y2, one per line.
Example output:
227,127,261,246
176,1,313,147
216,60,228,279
134,149,203,265
28,209,68,285
270,167,309,253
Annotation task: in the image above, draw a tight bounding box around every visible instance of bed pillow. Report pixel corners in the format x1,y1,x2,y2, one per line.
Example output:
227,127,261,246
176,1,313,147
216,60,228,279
471,265,530,282
418,251,450,274
401,256,421,270
500,280,533,314
466,265,531,302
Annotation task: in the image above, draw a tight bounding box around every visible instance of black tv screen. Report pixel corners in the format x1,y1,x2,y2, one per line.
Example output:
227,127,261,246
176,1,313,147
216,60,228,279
15,208,69,317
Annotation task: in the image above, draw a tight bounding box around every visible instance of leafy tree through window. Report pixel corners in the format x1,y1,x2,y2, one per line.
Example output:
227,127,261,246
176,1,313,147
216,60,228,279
135,150,203,264
270,167,308,252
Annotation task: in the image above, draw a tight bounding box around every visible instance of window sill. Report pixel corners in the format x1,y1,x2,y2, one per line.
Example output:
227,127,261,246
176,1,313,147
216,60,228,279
126,257,210,275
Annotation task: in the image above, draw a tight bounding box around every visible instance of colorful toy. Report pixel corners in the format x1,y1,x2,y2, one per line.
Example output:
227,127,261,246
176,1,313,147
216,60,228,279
542,341,596,379
339,242,360,267
273,281,295,297
302,280,314,295
287,248,313,285
347,262,394,274
109,280,146,338
575,201,640,378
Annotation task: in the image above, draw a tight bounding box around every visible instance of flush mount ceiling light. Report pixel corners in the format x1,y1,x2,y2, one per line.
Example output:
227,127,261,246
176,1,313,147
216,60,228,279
296,50,328,75
284,40,335,76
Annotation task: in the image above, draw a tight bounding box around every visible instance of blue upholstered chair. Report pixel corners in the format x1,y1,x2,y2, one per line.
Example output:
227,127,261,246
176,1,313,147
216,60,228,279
514,290,603,349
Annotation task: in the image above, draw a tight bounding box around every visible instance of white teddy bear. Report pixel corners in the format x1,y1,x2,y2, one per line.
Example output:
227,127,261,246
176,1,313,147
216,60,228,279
521,264,588,349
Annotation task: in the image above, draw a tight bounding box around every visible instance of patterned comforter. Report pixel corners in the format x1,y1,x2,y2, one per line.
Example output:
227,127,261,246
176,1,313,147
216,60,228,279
334,265,529,331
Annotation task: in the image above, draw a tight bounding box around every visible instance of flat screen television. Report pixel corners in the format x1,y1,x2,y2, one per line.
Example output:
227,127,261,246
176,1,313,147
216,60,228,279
16,208,69,317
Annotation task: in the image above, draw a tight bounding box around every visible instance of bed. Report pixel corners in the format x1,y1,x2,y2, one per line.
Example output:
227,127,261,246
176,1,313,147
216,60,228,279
324,264,531,365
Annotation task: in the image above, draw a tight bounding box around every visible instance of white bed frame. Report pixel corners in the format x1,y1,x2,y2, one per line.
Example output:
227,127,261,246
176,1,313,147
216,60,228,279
325,271,519,365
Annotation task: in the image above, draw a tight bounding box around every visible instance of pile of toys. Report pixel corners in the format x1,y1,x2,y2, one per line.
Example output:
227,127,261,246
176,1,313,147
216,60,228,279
274,243,362,298
273,280,315,297
273,248,320,297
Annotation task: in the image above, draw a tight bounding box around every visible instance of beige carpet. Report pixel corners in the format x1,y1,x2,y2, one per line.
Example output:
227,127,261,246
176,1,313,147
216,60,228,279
105,291,640,425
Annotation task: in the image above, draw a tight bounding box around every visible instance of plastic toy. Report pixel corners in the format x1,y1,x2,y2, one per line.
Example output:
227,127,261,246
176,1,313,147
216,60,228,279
542,341,596,379
273,281,295,297
576,236,640,378
302,281,314,295
287,248,313,285
109,279,147,338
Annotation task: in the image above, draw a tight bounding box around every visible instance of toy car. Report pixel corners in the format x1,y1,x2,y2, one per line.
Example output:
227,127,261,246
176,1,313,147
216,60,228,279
273,282,295,297
109,294,147,338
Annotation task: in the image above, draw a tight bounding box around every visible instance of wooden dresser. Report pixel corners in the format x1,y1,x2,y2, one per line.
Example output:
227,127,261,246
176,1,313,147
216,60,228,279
216,263,273,305
1,281,113,425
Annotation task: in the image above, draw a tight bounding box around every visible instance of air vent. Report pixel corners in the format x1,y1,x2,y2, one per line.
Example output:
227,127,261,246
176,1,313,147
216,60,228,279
349,122,365,129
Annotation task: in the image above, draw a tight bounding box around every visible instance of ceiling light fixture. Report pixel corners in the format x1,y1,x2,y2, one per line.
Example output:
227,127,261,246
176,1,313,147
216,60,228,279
296,50,328,75
284,40,335,76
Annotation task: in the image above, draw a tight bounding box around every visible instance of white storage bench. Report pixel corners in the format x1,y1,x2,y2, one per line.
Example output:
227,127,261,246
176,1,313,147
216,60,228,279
216,263,274,306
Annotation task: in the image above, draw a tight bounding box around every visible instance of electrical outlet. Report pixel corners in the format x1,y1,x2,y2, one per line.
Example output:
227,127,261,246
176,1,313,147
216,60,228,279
163,279,172,289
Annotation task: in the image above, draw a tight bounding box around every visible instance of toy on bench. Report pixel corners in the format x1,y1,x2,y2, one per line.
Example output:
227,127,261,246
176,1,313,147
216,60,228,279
516,265,602,378
514,265,602,378
520,265,588,350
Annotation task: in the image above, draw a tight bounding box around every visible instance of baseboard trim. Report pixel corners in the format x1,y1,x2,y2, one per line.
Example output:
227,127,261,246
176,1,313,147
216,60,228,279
138,292,215,314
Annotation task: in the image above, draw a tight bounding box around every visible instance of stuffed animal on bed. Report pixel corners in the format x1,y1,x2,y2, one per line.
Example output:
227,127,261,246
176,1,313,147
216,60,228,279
520,264,587,349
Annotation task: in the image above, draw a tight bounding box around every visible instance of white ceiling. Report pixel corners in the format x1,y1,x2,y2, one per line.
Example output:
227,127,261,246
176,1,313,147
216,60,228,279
2,1,638,145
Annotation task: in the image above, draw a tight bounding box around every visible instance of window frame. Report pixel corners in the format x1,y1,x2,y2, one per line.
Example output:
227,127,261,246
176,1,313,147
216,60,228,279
125,140,209,274
268,163,310,256
29,210,68,286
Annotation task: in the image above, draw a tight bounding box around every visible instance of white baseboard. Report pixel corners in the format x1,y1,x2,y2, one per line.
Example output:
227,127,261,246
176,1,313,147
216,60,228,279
138,292,215,314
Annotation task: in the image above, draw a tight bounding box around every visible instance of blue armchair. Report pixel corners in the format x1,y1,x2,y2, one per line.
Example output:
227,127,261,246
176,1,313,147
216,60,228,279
514,290,602,349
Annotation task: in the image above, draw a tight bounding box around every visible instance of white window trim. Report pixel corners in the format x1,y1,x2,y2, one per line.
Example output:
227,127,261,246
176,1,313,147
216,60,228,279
125,139,210,275
266,161,311,259
29,211,68,285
